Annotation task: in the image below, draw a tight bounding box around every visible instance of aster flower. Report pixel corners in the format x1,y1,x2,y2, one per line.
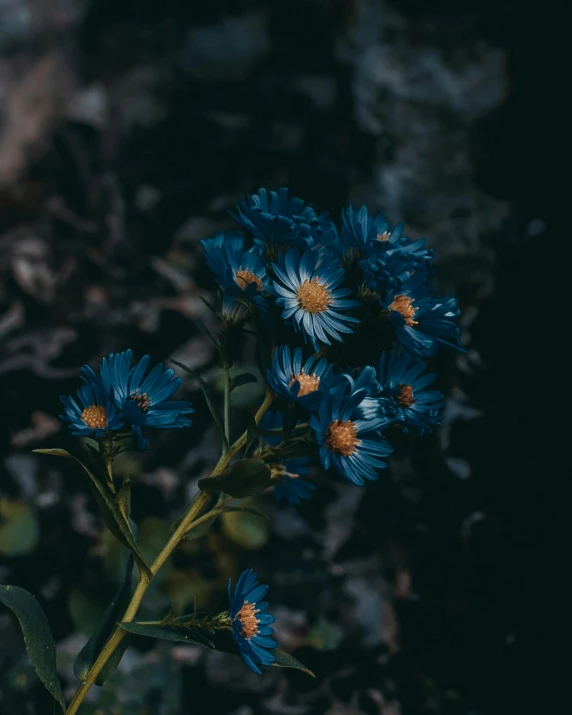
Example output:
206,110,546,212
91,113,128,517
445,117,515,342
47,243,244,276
221,291,249,325
375,349,444,434
310,387,393,486
228,569,277,674
266,345,334,410
381,274,463,358
272,458,316,505
271,249,359,349
86,350,193,451
59,382,123,438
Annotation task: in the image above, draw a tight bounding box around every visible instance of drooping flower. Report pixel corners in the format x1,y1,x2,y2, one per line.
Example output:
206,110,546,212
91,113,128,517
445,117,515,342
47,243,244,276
375,349,444,434
228,569,277,674
272,459,316,505
310,386,393,486
84,350,193,451
266,345,334,410
271,249,359,349
59,381,123,438
381,273,463,358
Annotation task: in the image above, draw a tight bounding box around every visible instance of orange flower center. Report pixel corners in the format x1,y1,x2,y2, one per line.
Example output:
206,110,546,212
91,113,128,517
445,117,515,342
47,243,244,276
235,269,263,292
288,372,320,396
389,295,418,326
324,419,360,456
296,279,332,313
237,601,259,639
129,391,151,412
377,231,391,241
396,384,415,407
80,406,108,429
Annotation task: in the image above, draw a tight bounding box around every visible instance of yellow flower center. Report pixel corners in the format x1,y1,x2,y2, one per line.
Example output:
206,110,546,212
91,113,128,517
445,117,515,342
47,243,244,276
396,384,415,407
377,231,391,241
296,279,332,313
389,295,418,326
237,601,259,639
129,391,151,413
80,406,108,429
288,372,320,397
324,419,360,456
235,269,263,292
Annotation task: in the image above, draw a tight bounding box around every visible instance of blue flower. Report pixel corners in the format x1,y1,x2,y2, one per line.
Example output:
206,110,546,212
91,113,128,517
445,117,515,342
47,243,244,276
310,386,393,486
59,382,124,438
375,349,444,434
266,345,334,410
271,249,359,349
273,459,316,505
228,569,277,674
200,231,269,310
88,350,193,451
221,292,249,325
381,274,463,358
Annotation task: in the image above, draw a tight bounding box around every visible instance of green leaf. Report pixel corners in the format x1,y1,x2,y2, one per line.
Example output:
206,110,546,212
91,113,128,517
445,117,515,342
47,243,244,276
171,360,229,451
221,507,268,550
74,553,134,685
230,372,258,391
199,458,272,498
118,621,215,649
0,585,66,711
270,649,315,677
33,449,151,581
0,499,39,557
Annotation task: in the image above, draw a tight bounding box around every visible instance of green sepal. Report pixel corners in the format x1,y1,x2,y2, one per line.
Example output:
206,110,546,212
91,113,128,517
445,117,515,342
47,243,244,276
73,553,134,685
199,458,272,498
118,621,215,649
270,648,315,677
33,449,152,580
0,585,66,711
171,360,229,451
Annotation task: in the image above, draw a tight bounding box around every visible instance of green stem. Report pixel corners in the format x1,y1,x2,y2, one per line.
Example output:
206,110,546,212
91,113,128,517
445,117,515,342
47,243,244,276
65,391,275,715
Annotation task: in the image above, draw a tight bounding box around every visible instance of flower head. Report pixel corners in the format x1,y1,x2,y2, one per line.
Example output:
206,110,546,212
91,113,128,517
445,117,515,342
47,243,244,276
375,349,444,434
59,382,123,438
266,345,334,410
310,386,393,486
271,249,359,350
89,350,193,451
272,459,316,505
228,569,277,674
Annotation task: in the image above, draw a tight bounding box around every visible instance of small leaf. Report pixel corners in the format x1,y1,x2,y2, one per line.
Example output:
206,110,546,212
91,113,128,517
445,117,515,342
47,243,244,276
74,553,134,685
199,458,272,498
270,649,315,677
33,449,151,581
118,622,215,649
0,585,66,711
0,499,39,557
230,372,258,391
171,360,229,451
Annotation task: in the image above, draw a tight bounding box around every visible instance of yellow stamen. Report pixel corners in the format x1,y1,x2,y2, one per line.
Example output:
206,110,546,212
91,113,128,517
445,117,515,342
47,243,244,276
235,269,263,292
389,295,418,326
324,419,360,456
377,231,391,241
396,384,415,407
237,601,259,639
129,391,151,412
297,279,332,313
289,372,320,396
81,406,108,429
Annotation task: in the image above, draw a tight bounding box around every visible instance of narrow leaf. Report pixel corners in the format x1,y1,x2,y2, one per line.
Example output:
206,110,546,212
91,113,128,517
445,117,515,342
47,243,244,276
118,622,215,649
0,585,66,711
230,372,258,391
270,649,315,677
199,458,272,498
171,360,229,451
34,449,151,580
194,318,220,346
74,553,134,684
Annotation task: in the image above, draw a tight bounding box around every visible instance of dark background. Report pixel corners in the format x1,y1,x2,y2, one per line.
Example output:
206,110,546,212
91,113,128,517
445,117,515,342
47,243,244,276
0,1,557,714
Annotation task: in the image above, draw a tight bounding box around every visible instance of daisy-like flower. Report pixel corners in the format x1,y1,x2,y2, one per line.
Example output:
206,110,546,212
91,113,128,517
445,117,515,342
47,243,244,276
221,291,249,325
272,458,316,505
375,349,444,434
271,249,359,350
83,350,193,451
59,381,123,438
266,345,334,410
381,274,463,358
310,387,393,486
200,232,269,310
228,569,277,674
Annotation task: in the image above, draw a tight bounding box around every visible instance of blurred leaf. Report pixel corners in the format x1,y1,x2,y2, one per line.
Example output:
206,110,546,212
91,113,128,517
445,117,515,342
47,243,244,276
199,458,272,498
171,360,229,451
68,589,104,637
221,507,268,550
307,617,344,651
74,554,134,685
33,449,151,580
118,621,215,649
0,585,66,711
270,649,315,677
0,499,39,556
230,372,258,391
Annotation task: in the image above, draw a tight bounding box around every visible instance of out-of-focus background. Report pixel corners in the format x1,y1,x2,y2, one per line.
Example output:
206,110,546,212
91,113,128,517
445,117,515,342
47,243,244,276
0,2,556,714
